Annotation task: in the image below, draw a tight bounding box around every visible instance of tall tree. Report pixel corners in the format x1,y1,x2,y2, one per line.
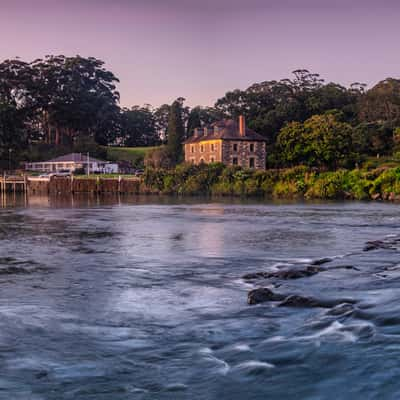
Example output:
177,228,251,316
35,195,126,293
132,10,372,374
166,100,185,164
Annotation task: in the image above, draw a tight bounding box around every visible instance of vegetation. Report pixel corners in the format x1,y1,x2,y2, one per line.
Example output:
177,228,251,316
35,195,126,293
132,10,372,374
105,146,159,167
3,55,400,187
143,163,400,201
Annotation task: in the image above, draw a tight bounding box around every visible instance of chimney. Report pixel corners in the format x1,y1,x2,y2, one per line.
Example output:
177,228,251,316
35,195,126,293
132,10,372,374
239,115,246,137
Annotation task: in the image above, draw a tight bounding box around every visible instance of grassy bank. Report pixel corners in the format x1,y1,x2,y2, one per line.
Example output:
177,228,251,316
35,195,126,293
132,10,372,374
104,146,159,166
143,163,400,201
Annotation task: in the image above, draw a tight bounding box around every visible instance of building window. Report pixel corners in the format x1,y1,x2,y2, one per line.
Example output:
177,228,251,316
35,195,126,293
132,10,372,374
190,158,195,164
191,146,194,153
211,157,215,163
232,157,238,165
233,143,238,152
200,158,205,164
211,143,215,152
200,145,204,152
250,143,255,152
249,158,255,168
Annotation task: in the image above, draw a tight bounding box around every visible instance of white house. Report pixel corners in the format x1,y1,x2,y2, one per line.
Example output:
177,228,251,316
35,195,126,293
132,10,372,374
25,153,119,174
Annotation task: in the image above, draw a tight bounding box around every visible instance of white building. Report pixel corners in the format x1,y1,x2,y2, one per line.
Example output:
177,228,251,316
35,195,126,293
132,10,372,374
25,153,119,174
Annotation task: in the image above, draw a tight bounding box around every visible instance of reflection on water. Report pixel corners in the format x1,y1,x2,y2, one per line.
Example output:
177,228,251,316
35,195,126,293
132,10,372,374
1,197,400,399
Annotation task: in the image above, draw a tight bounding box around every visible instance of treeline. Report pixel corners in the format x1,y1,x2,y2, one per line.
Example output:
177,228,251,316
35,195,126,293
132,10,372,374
2,56,400,169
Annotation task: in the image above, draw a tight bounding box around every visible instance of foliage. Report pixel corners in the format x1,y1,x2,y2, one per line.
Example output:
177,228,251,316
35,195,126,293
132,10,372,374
166,100,185,165
277,113,357,169
120,106,160,147
141,163,400,202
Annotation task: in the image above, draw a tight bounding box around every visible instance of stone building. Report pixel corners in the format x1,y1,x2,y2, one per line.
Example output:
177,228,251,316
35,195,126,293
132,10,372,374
184,116,266,169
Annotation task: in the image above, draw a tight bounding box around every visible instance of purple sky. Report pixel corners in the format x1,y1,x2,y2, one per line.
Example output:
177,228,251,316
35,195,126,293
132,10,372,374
1,0,399,107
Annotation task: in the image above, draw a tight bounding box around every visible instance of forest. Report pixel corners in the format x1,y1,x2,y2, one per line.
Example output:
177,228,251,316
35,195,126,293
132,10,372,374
1,55,400,170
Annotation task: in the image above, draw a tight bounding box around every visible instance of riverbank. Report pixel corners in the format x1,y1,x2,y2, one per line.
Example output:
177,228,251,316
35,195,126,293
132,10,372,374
5,163,400,201
143,163,400,201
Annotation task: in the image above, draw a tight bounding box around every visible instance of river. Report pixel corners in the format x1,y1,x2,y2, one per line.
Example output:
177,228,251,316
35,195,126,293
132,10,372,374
1,195,400,399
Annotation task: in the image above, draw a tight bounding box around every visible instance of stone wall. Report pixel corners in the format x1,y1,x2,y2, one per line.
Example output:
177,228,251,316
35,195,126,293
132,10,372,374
222,141,266,170
185,139,266,169
184,140,222,164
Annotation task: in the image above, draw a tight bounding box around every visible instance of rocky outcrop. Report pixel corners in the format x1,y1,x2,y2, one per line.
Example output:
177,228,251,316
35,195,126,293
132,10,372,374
247,288,285,305
247,287,356,309
243,266,323,281
243,264,358,282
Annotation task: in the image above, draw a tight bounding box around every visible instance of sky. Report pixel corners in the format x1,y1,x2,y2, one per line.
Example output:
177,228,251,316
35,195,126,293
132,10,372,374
1,0,399,107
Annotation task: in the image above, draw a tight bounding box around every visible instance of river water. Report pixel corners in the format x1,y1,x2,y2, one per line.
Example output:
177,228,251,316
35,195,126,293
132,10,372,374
1,195,400,399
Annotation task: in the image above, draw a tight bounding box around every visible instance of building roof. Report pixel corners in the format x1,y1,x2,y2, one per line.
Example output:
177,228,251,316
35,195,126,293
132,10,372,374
46,153,106,164
184,119,266,144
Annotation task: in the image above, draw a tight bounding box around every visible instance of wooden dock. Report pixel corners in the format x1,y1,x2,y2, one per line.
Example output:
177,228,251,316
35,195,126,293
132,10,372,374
0,175,28,194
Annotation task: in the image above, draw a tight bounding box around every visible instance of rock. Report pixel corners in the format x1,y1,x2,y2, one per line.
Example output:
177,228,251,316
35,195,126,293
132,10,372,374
363,240,393,252
247,288,285,305
278,295,324,308
35,370,48,379
243,266,323,281
311,257,332,266
371,193,381,201
278,295,356,309
389,192,396,201
329,265,360,271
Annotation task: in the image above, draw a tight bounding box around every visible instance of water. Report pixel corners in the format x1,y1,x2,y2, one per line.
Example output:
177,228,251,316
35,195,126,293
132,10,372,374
1,195,400,399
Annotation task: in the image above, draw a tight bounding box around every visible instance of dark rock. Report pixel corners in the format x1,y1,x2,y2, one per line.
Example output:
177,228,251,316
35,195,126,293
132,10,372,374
278,295,324,308
247,288,285,305
278,295,356,309
363,240,393,252
243,266,323,281
311,258,332,266
329,265,360,271
35,370,48,379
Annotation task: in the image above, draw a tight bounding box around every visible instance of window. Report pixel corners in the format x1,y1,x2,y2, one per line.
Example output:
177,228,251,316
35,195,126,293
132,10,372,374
250,143,255,152
200,158,205,164
200,145,204,152
211,157,215,163
233,143,238,152
211,144,214,152
191,146,194,153
232,157,238,165
249,158,255,168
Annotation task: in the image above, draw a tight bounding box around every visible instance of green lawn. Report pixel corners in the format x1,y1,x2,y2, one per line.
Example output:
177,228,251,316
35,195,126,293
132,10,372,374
104,146,159,165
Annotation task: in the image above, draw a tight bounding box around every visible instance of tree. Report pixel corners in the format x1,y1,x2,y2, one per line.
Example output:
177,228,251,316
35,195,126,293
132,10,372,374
276,121,307,166
358,78,400,128
277,113,356,169
166,100,185,164
153,104,170,141
353,122,393,157
29,55,120,146
0,102,27,167
120,106,160,146
186,107,202,137
215,69,364,146
304,114,355,169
